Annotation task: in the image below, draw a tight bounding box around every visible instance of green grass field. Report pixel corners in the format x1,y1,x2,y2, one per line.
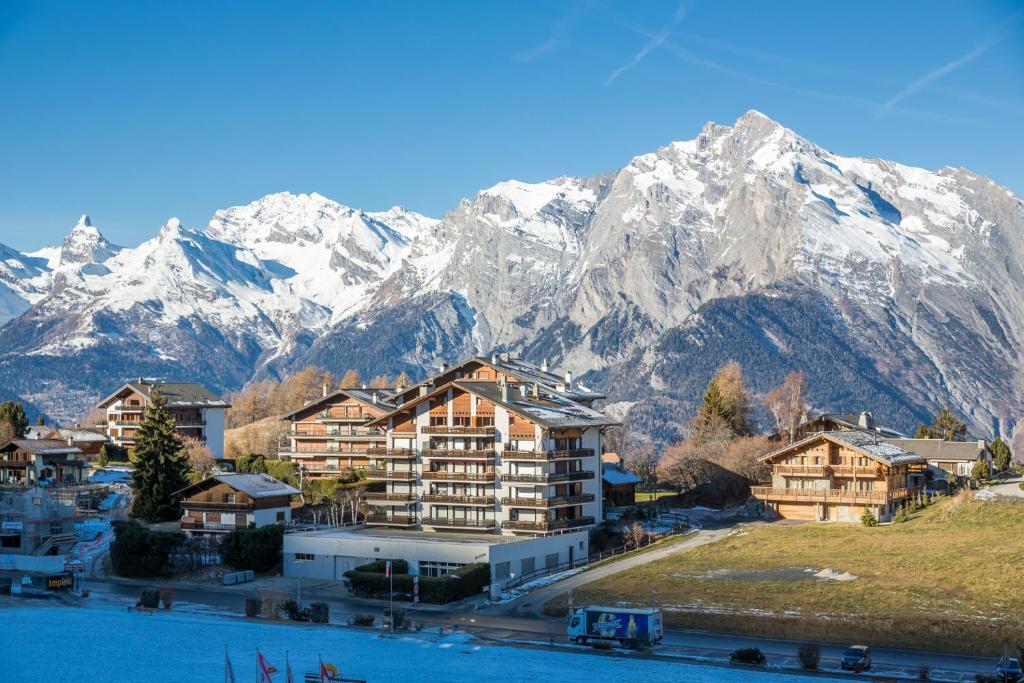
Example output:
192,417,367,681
545,494,1024,655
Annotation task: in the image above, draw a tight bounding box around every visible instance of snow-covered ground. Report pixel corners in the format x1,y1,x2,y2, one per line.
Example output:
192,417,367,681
0,605,848,682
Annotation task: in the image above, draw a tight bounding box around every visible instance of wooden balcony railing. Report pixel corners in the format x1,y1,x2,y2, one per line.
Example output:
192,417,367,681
364,492,419,503
422,517,497,529
500,494,595,508
420,494,496,505
421,470,497,482
365,448,417,458
501,516,595,531
750,486,914,505
421,426,496,435
181,501,253,512
502,471,595,483
830,465,883,478
365,514,418,526
501,449,595,461
421,449,496,460
365,469,417,481
773,465,830,477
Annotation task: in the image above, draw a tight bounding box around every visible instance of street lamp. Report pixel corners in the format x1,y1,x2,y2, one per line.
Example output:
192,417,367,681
293,557,311,605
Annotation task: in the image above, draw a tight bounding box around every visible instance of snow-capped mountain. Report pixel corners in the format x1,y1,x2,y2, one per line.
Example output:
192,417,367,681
1,111,1021,447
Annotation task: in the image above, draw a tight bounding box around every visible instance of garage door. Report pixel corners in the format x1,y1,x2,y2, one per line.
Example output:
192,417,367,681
836,505,864,523
776,503,815,520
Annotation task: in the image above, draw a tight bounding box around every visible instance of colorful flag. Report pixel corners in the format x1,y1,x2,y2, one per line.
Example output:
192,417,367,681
257,651,277,683
385,559,391,578
224,646,236,683
319,656,336,683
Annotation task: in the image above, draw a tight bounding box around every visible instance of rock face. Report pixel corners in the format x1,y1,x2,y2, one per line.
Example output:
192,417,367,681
1,111,1021,448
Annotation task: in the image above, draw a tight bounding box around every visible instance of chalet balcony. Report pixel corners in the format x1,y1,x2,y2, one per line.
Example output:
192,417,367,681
422,517,497,530
420,494,496,506
291,429,382,440
317,411,368,422
421,426,496,436
108,420,143,427
181,521,247,533
181,500,253,512
365,514,418,527
501,516,595,532
501,449,595,461
365,492,419,504
830,464,883,478
421,449,496,460
365,447,417,459
365,469,417,481
421,469,497,483
502,471,595,483
750,486,914,505
500,494,595,508
774,464,831,477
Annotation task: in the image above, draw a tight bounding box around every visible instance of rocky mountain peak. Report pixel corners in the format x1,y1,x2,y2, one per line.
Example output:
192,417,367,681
57,215,118,267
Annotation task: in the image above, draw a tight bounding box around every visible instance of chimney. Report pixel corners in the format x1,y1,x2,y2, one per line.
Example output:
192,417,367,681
437,362,448,373
419,385,429,397
491,353,499,365
500,352,510,362
322,383,328,398
531,382,540,399
362,383,367,389
372,393,378,404
500,382,509,403
541,358,549,372
564,369,573,389
858,411,873,430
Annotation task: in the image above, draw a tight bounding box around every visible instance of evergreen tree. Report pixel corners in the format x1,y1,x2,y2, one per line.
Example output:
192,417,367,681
96,443,110,469
0,401,29,440
927,406,967,441
129,391,190,522
990,437,1012,472
970,459,989,483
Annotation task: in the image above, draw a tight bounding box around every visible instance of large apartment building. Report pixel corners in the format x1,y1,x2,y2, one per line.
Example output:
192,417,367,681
751,430,926,522
97,380,230,458
363,377,614,536
279,387,396,480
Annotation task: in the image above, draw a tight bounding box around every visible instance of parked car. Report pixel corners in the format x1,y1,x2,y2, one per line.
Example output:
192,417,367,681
996,656,1022,682
840,645,872,672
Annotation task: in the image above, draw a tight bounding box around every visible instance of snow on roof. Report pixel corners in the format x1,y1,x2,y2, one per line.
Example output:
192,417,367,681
1,439,83,456
181,473,299,498
761,430,925,466
602,463,641,486
280,387,398,419
461,381,618,429
99,381,230,409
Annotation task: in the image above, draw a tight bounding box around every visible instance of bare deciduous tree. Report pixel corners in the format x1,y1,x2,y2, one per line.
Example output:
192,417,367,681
624,522,646,549
763,371,808,443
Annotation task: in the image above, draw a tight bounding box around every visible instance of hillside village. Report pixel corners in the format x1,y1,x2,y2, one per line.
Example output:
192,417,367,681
1,352,1021,678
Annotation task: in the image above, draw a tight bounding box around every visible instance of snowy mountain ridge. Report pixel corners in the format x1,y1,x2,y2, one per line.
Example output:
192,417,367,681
1,110,1021,446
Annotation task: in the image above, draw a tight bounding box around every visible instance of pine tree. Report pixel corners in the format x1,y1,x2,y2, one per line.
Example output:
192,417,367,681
97,443,110,469
990,437,1012,472
129,391,190,522
0,401,29,440
927,406,967,441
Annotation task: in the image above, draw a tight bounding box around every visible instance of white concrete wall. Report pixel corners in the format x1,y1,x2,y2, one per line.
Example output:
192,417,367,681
252,506,290,527
204,408,226,459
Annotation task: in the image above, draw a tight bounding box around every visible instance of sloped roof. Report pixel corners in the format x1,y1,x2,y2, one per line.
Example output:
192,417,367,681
280,387,397,420
98,381,230,409
388,355,605,404
602,463,641,486
177,473,299,499
1,439,83,456
58,428,108,442
884,438,989,462
760,430,925,466
368,379,618,430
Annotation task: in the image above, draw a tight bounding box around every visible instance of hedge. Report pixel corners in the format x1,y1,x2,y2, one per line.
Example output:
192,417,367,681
221,525,284,572
344,562,490,604
110,520,183,578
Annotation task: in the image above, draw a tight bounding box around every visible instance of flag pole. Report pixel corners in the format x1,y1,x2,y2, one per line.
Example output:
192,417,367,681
390,560,394,639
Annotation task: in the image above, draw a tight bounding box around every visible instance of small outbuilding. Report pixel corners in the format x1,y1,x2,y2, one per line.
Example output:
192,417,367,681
176,473,299,535
602,462,642,507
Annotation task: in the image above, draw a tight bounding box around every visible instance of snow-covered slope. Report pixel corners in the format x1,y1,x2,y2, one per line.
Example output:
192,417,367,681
1,111,1021,447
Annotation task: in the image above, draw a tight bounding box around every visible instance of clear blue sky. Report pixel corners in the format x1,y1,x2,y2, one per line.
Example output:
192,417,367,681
1,1,1022,250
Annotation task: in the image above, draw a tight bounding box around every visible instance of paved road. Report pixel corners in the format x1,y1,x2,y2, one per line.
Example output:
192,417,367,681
982,475,1024,499
82,574,1001,680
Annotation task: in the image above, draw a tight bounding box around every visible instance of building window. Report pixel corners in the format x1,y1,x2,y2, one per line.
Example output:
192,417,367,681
276,511,286,522
420,561,464,578
545,553,559,569
494,561,510,581
225,493,236,503
430,416,446,427
453,416,470,427
295,553,315,561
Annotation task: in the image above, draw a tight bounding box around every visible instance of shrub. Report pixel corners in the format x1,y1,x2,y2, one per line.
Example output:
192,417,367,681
264,460,297,486
221,525,284,572
730,648,766,665
244,597,262,618
110,521,183,578
343,562,489,604
281,599,311,622
797,643,820,670
860,508,877,527
385,607,407,629
310,602,329,624
918,663,930,680
158,586,175,609
354,559,410,575
139,588,160,608
1018,482,1024,492
350,613,375,627
894,505,909,523
970,460,989,483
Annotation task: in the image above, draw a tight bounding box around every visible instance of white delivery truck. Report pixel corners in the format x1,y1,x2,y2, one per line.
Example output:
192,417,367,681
567,606,664,648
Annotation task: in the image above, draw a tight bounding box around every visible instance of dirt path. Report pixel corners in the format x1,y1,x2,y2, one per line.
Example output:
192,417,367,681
495,525,740,617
